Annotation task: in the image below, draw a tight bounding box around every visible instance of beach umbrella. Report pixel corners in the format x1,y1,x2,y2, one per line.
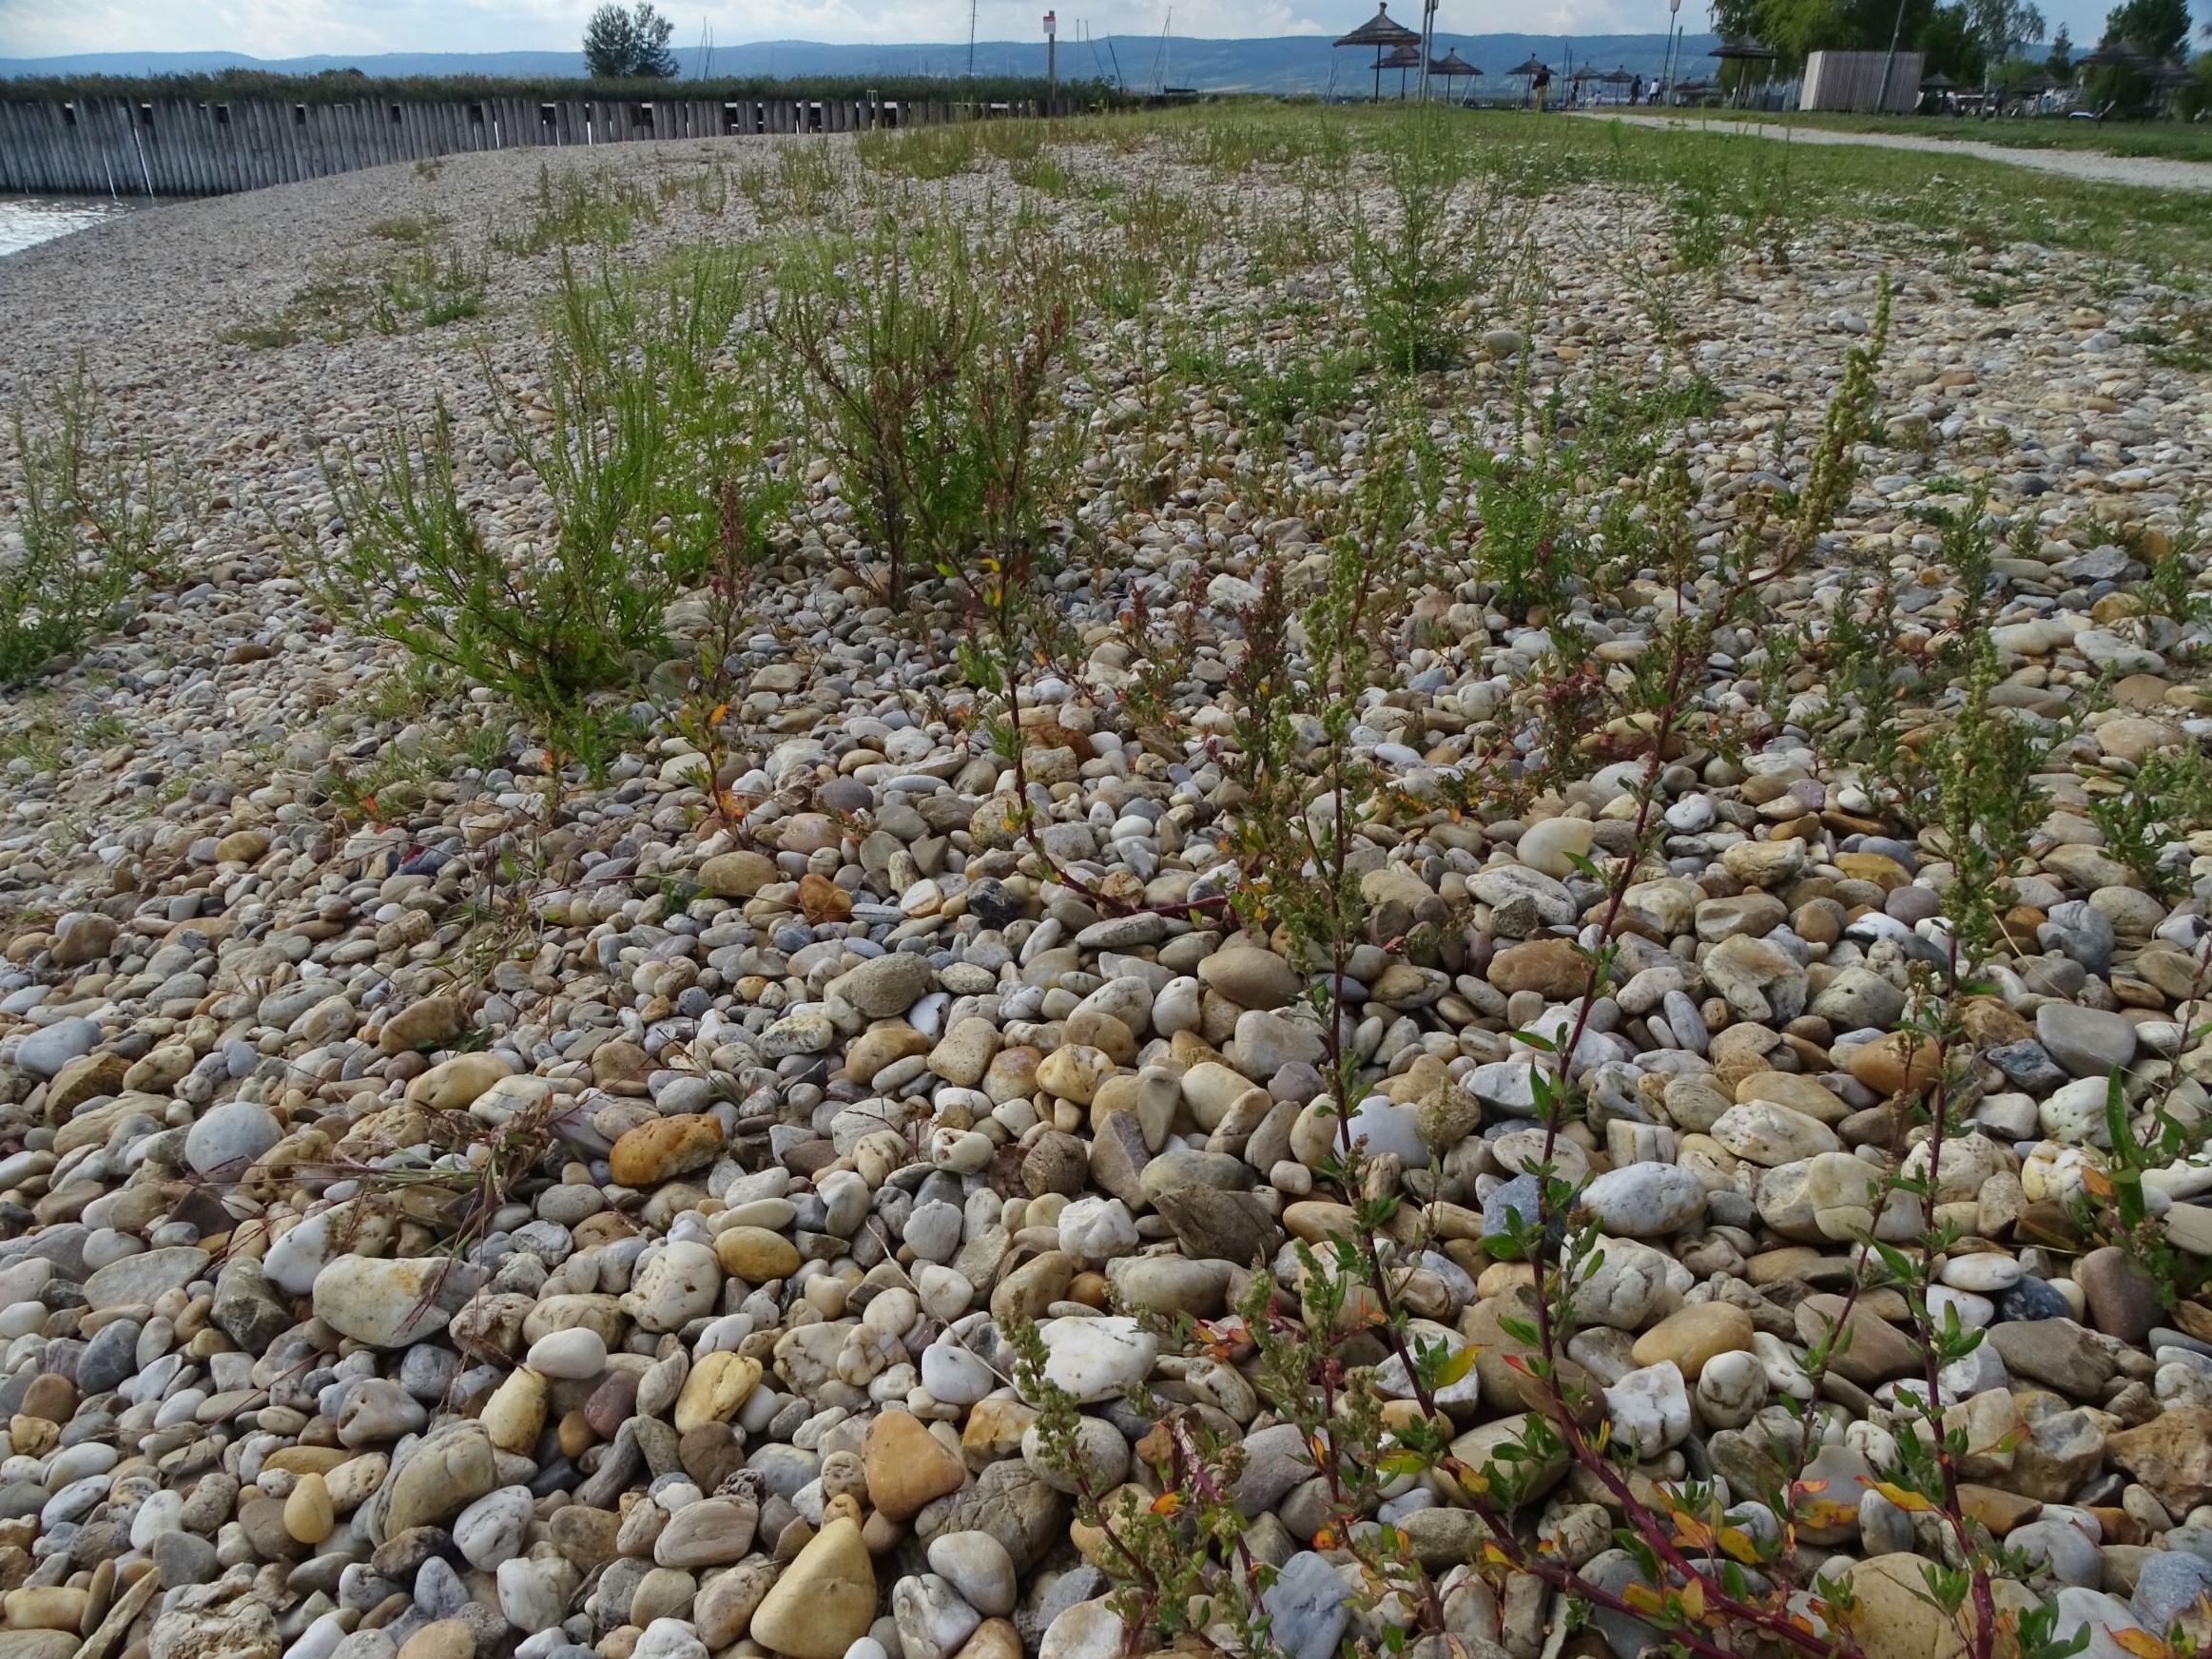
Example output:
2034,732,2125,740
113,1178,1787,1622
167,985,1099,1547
2074,40,2144,66
1601,64,1635,103
1504,53,1548,102
2143,58,2194,105
1709,36,1777,106
1429,47,1482,103
1380,41,1425,98
1920,69,1954,87
1334,4,1423,102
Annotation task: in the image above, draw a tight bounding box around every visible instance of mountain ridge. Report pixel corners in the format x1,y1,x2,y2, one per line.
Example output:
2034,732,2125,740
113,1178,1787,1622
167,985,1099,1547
0,35,1721,94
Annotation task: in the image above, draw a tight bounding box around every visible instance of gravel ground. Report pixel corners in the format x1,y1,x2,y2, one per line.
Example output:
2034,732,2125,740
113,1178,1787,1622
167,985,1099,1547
1,120,2211,1659
1582,110,2212,193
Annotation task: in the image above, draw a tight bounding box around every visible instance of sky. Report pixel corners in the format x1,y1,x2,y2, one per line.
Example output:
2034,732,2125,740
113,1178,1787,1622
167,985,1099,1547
0,0,2127,60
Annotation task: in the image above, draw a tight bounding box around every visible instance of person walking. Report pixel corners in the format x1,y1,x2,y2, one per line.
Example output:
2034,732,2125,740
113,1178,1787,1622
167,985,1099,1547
1530,64,1552,108
1630,72,1643,104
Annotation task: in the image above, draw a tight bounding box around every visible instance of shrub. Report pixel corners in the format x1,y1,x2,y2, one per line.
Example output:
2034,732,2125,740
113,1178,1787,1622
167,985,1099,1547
761,217,981,605
301,252,748,729
1347,114,1532,375
0,361,176,685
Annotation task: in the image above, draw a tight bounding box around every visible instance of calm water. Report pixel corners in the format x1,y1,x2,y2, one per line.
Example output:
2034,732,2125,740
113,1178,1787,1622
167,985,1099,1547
0,197,139,259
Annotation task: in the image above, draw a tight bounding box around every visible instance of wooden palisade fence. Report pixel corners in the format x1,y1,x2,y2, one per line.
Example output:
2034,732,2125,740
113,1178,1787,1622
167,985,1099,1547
0,92,1081,197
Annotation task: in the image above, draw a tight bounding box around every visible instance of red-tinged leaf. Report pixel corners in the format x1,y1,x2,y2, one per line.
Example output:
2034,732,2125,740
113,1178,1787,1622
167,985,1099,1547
1151,1492,1182,1516
1799,1500,1859,1532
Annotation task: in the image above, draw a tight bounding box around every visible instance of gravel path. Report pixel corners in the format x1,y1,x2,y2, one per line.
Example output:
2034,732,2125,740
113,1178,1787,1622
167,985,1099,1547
1580,109,2212,192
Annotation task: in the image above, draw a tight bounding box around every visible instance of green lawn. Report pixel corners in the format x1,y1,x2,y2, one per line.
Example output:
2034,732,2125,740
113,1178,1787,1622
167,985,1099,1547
1678,106,2212,164
1108,103,2212,280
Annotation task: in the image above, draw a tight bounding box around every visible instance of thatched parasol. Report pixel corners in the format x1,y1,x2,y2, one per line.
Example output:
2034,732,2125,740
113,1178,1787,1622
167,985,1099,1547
1709,36,1776,106
1428,47,1482,103
1334,4,1424,102
1382,40,1424,97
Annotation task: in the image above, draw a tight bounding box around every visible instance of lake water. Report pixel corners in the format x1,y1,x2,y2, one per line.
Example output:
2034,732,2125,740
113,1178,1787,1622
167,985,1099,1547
0,197,140,259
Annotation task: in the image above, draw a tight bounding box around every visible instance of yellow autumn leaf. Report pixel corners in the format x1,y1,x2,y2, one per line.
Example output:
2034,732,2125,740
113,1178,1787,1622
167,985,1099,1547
1717,1527,1763,1565
1434,1345,1478,1388
1621,1585,1666,1617
1679,1580,1706,1622
2110,1630,2171,1659
1872,1481,1938,1514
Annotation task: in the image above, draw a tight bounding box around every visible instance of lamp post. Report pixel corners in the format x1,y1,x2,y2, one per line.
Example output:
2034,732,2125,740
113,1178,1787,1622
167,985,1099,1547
1663,0,1681,102
1043,10,1057,106
1879,0,1907,113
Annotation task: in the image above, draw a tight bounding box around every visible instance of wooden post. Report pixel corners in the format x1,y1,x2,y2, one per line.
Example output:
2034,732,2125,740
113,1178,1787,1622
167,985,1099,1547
248,99,280,187
176,101,204,194
1,105,30,191
0,105,29,192
143,100,172,195
238,99,265,187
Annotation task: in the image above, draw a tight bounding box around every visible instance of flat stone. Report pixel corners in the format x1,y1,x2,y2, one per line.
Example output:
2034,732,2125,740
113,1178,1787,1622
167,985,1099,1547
84,1245,209,1311
2035,1004,2139,1078
1795,1294,1919,1385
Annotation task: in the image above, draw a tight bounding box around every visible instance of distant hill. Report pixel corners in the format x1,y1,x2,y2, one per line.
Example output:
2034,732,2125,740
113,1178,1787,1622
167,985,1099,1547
0,35,1718,94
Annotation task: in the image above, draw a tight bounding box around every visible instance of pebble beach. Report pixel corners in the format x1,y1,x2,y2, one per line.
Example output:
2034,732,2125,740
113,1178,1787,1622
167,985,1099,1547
2,114,2212,1659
